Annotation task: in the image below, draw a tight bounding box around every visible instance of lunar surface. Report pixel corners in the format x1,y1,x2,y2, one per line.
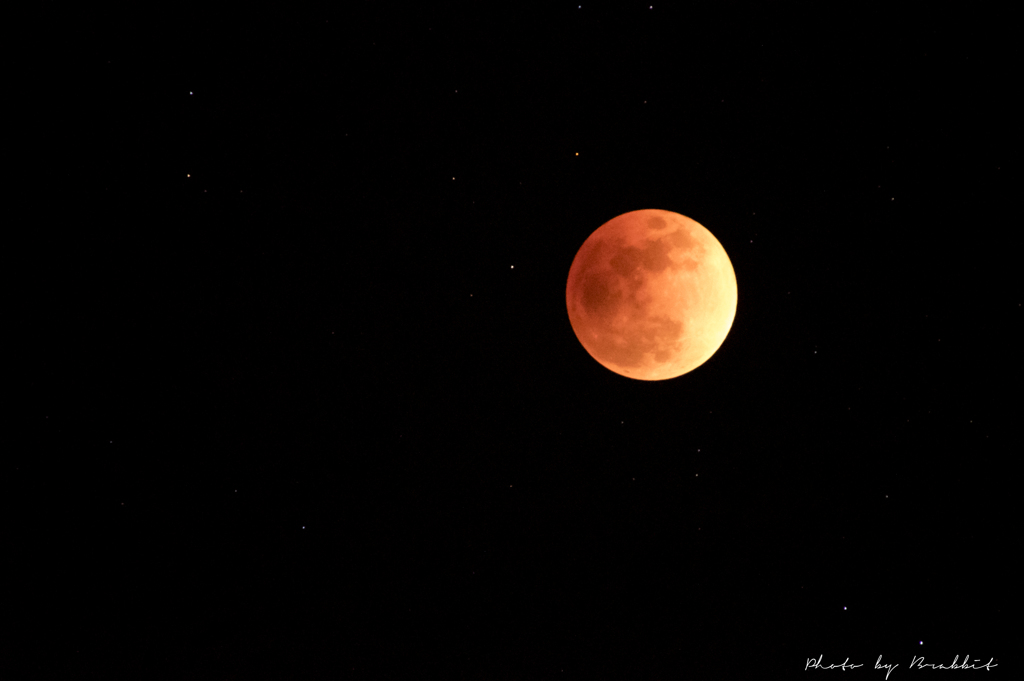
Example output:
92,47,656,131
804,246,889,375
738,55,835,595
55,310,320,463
566,209,737,380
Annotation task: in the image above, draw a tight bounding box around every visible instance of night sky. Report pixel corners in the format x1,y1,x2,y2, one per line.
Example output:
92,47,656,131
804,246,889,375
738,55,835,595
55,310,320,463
20,3,1014,679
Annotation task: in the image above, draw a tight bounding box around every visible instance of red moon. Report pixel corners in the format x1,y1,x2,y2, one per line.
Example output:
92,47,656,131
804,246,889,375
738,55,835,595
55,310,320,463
566,209,737,380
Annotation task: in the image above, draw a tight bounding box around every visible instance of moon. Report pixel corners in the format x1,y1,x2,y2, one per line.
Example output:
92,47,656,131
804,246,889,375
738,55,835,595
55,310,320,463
565,209,737,380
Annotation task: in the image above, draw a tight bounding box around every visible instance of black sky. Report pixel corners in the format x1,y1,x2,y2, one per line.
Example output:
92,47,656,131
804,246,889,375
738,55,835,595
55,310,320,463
19,3,1015,679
